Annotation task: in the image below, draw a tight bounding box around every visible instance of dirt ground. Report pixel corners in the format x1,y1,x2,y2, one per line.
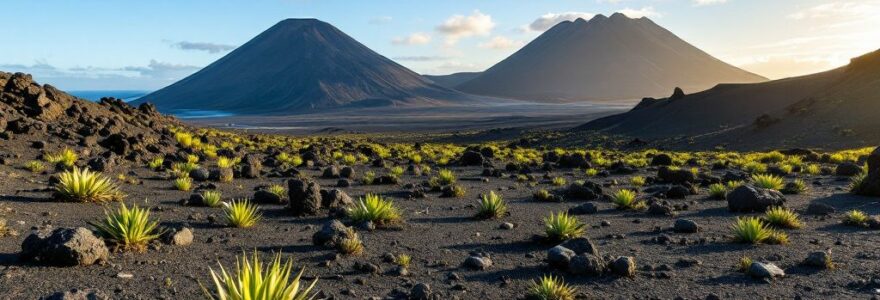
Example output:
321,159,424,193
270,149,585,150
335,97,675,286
1,152,879,299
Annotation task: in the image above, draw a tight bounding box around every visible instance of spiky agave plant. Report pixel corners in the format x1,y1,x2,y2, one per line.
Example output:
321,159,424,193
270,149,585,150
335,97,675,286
707,183,727,200
201,190,223,208
224,199,262,228
611,189,644,210
764,206,803,229
544,212,585,242
54,167,122,202
347,194,401,225
527,275,577,300
90,203,162,252
475,191,507,219
751,174,784,190
203,251,319,300
730,217,772,244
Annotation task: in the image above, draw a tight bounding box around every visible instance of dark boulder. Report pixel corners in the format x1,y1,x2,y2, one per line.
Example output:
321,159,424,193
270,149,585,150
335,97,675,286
835,162,863,177
651,154,673,166
855,147,880,196
658,166,695,184
459,151,485,166
288,179,322,216
21,227,109,267
727,185,785,212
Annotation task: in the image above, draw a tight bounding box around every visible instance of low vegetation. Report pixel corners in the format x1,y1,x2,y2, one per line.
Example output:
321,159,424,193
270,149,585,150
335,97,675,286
544,212,585,242
54,167,122,202
348,194,401,225
476,191,507,219
203,251,318,300
91,203,162,252
224,199,262,228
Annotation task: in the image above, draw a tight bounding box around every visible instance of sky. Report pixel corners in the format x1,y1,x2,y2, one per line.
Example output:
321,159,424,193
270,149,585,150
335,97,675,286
0,0,878,91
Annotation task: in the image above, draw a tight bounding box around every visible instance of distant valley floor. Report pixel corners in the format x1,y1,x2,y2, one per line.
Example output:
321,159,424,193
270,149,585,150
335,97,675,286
185,101,633,137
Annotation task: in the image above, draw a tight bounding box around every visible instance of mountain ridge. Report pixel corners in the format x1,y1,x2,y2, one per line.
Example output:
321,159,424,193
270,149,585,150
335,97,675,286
135,18,477,114
456,13,767,102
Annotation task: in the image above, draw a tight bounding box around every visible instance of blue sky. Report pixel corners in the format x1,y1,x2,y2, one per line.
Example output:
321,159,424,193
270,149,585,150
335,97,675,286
1,0,878,90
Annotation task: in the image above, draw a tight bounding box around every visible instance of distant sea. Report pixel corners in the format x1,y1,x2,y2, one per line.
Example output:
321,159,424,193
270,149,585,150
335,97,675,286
68,90,151,102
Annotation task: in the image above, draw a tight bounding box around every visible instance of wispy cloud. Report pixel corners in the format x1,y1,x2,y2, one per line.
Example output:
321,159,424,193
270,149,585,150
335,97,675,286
787,1,878,20
479,36,524,50
391,32,432,46
619,6,661,18
435,10,495,46
392,56,450,62
0,60,201,89
171,41,236,54
692,0,727,7
527,12,595,32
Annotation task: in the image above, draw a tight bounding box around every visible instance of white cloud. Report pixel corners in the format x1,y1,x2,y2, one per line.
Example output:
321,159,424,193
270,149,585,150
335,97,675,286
0,60,201,90
172,41,236,54
692,0,727,6
391,32,432,46
619,6,661,18
787,1,878,20
528,12,595,32
435,10,495,46
478,36,524,50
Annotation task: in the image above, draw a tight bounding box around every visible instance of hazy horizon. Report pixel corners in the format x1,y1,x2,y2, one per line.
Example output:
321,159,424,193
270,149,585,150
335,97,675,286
1,0,878,91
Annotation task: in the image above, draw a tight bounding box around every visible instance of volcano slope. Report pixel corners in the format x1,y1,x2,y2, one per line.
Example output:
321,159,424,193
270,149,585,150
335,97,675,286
136,19,478,114
2,71,880,299
575,49,880,151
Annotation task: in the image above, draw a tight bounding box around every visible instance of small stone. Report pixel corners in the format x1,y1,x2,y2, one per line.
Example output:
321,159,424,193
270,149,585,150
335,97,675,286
464,255,492,270
546,246,575,268
116,272,134,279
609,256,636,277
748,262,785,279
410,283,432,300
499,222,514,230
673,219,699,233
568,202,599,215
803,250,833,269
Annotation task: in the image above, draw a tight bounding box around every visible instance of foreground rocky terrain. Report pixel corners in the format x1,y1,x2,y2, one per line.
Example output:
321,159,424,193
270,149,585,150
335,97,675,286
2,72,880,299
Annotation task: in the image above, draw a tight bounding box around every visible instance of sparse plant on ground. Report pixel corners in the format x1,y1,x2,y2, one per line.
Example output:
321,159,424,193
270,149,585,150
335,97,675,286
202,190,223,207
764,206,803,229
476,191,507,219
611,189,645,210
24,160,46,173
449,184,466,197
91,203,162,252
267,184,287,199
437,168,456,185
534,189,554,201
726,180,745,190
216,156,234,169
551,177,566,187
44,148,78,169
765,230,789,245
804,164,821,175
708,183,727,199
738,256,753,272
544,211,585,242
585,168,598,177
389,166,404,177
54,167,122,202
173,177,193,191
347,194,401,225
630,176,646,186
361,171,375,185
223,199,262,228
842,210,869,227
850,172,867,193
202,251,318,300
147,157,165,170
751,174,784,190
783,179,807,194
731,217,771,244
395,254,411,268
528,275,576,300
337,229,364,256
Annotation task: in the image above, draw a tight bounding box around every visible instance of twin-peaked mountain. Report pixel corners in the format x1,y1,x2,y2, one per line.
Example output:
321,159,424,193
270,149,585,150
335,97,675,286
453,13,767,102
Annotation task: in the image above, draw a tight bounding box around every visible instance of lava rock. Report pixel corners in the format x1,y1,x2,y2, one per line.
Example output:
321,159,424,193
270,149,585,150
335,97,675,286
748,262,785,279
339,166,355,179
21,227,109,266
162,227,193,246
802,250,832,269
410,283,433,300
854,147,880,196
673,219,699,233
726,185,785,212
42,289,110,300
288,179,322,216
321,188,353,209
547,246,575,268
568,254,605,276
459,151,485,166
657,166,696,184
835,162,863,177
241,154,262,178
566,181,603,200
559,238,600,257
253,189,283,204
651,154,673,166
322,165,340,178
312,220,355,248
463,255,493,270
568,202,599,215
610,256,636,277
806,203,835,215
189,168,210,182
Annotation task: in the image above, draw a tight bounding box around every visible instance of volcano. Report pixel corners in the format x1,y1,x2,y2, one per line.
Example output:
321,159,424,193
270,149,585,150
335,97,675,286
456,13,767,102
576,48,880,150
136,19,474,114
